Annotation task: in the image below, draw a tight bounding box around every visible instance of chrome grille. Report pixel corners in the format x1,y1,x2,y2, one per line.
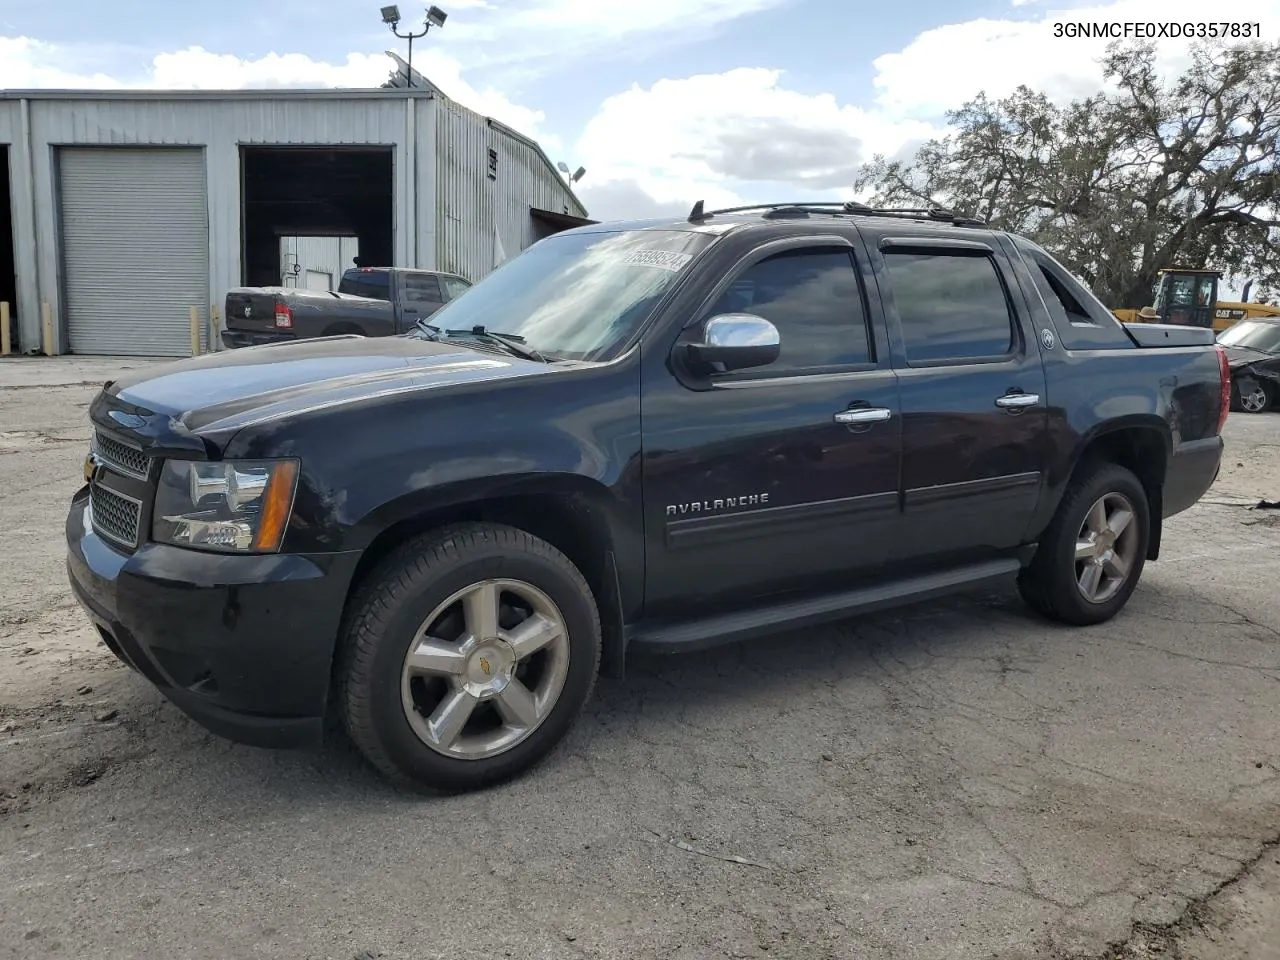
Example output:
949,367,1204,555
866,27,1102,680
93,430,152,480
90,483,142,549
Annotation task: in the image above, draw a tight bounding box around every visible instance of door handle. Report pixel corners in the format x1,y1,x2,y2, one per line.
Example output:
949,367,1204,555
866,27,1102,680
834,407,892,425
995,393,1040,409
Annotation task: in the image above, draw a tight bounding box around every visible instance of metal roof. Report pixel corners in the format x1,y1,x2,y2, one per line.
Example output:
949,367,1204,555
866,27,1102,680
1,51,584,216
0,87,435,101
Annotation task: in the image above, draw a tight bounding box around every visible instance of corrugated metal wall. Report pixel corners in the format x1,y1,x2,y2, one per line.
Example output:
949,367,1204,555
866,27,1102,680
434,97,588,283
8,94,419,354
2,90,585,356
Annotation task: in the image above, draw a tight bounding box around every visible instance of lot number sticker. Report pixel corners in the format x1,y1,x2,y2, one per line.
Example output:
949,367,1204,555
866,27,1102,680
621,249,694,272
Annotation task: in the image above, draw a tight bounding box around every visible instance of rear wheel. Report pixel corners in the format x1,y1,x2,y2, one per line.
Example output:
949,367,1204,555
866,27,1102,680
1018,462,1150,626
1232,378,1272,414
338,522,601,792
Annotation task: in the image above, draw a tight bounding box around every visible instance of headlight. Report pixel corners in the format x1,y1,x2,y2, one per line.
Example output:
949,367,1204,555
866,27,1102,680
152,459,299,553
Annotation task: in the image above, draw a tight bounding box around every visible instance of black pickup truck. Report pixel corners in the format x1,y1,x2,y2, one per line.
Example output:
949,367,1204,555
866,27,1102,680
221,266,473,348
67,202,1229,793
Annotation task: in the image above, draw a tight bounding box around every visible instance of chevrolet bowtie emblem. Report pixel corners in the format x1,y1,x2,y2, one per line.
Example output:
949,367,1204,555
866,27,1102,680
479,656,492,677
83,452,99,483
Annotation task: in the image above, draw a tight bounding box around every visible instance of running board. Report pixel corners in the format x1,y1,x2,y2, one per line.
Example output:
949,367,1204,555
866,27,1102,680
627,558,1022,655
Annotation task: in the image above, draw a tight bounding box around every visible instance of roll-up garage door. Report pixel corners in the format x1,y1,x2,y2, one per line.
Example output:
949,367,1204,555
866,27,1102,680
58,147,209,357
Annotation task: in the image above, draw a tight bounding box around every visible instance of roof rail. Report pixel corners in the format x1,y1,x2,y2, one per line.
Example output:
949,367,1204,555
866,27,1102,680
685,200,987,227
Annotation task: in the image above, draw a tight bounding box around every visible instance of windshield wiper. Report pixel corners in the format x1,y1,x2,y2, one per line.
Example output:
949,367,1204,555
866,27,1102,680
445,325,549,363
414,318,443,340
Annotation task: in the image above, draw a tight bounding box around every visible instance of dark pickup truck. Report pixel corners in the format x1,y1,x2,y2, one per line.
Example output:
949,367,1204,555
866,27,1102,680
67,202,1229,793
221,266,473,348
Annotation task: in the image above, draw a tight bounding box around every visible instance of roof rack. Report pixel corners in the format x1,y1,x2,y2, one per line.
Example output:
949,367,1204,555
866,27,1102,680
686,200,987,227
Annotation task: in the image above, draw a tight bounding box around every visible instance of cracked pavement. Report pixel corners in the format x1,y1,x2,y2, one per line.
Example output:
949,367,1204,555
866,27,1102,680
2,357,1279,960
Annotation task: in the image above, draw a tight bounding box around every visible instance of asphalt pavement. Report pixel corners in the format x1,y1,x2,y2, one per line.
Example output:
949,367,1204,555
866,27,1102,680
2,357,1278,960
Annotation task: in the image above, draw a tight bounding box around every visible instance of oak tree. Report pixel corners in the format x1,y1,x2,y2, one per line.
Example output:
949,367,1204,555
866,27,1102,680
854,40,1280,307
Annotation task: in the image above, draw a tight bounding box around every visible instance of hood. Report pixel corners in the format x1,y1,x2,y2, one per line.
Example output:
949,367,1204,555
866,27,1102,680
1221,343,1275,369
90,335,549,454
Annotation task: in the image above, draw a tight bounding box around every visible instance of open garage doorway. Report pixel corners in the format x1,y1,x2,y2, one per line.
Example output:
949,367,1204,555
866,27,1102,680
1,146,16,353
240,146,393,287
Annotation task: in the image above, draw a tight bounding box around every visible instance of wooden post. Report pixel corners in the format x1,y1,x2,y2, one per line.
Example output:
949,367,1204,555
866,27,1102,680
41,302,54,356
0,302,10,357
208,304,220,352
189,306,201,356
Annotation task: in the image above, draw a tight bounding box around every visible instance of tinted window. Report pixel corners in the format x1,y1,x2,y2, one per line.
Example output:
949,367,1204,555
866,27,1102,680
885,251,1014,362
339,269,391,300
1039,264,1093,323
400,273,442,302
706,248,871,374
442,276,471,300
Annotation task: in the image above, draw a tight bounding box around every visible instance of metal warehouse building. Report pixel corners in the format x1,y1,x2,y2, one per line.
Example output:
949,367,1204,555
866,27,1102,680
0,65,590,357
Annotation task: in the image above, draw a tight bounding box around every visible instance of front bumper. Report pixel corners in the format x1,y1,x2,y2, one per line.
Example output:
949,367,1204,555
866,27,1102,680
65,488,361,749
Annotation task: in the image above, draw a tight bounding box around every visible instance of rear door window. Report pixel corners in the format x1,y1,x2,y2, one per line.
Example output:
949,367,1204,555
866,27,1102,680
399,272,443,305
883,250,1016,364
339,269,392,300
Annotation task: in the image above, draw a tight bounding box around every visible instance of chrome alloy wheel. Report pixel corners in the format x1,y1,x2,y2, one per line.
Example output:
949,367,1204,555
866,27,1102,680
399,579,570,760
1238,381,1269,413
1074,492,1140,605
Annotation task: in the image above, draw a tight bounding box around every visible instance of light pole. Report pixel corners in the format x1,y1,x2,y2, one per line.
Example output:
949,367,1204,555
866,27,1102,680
380,5,447,84
556,161,587,184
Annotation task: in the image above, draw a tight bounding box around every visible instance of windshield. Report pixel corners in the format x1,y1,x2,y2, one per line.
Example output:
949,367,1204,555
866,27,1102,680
1218,320,1280,354
416,228,714,361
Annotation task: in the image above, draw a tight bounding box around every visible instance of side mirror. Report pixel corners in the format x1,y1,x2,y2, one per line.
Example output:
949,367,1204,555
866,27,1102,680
685,313,780,372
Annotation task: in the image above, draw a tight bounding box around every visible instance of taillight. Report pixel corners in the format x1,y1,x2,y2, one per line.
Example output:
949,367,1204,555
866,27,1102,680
1215,344,1230,433
274,303,293,329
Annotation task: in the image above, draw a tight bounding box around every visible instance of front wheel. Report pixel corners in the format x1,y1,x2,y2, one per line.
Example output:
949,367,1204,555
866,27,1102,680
1018,462,1150,626
338,522,602,792
1232,378,1272,414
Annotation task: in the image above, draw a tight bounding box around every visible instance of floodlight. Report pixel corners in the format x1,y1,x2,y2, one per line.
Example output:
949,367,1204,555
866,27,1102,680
572,166,586,183
557,161,570,173
426,5,448,27
381,5,401,24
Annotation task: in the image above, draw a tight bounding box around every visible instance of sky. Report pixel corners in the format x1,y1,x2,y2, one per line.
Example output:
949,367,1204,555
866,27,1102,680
0,0,1276,226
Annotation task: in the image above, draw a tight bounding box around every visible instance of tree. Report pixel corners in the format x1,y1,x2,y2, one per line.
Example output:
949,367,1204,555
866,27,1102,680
854,40,1280,307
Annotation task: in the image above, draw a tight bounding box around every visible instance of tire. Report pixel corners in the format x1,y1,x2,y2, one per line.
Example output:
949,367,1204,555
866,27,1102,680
1232,377,1272,414
338,522,601,792
1017,461,1150,626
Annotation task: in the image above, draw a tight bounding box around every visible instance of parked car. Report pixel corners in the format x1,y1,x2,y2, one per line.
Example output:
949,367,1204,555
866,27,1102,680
1217,316,1280,413
221,267,472,348
68,202,1229,793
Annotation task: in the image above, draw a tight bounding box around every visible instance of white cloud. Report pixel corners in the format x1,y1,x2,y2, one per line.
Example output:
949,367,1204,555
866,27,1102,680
573,68,942,218
873,0,1280,118
148,48,390,89
0,37,125,88
442,0,790,71
572,0,1280,219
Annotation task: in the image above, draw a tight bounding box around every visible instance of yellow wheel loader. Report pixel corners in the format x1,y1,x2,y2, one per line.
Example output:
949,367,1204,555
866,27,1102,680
1112,268,1280,332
